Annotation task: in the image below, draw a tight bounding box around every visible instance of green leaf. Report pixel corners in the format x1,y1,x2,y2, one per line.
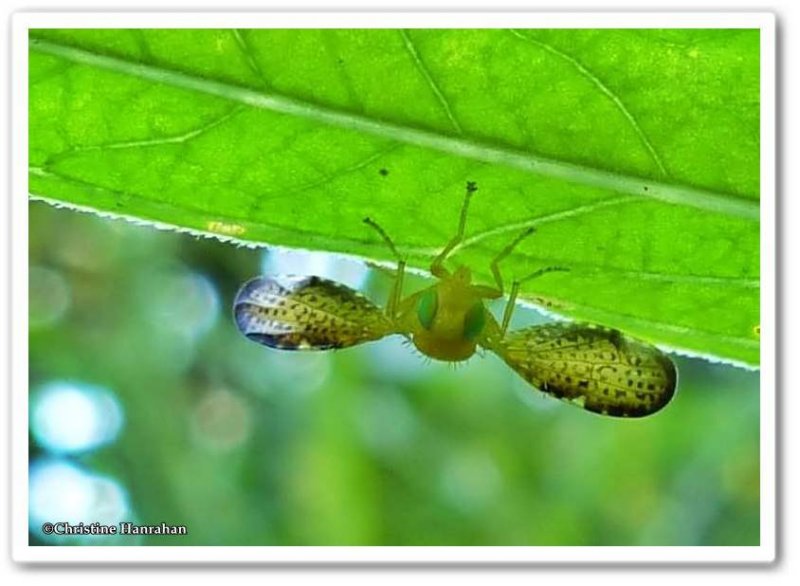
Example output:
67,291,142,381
28,28,760,366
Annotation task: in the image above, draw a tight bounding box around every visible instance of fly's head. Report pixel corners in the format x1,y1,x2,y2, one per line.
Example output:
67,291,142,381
408,267,491,362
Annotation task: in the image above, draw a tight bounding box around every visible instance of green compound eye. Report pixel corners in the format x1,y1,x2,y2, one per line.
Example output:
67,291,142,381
417,289,438,330
463,301,485,341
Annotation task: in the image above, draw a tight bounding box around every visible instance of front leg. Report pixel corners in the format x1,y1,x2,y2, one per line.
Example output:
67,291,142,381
363,216,406,319
499,267,570,334
387,259,406,319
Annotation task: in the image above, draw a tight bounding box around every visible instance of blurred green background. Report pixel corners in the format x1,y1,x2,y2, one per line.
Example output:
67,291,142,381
28,201,759,546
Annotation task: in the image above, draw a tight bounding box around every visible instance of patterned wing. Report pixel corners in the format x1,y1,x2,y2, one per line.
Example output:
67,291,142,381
487,322,677,417
233,275,394,350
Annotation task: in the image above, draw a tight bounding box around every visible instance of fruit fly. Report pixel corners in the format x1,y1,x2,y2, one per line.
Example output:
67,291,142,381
234,182,677,417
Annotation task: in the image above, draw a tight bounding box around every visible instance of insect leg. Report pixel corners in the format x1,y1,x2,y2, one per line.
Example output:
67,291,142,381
500,266,569,335
388,260,406,318
430,181,478,278
490,227,536,295
363,217,406,318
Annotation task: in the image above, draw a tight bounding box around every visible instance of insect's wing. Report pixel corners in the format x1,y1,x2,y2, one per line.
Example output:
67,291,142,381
485,323,677,417
234,275,394,350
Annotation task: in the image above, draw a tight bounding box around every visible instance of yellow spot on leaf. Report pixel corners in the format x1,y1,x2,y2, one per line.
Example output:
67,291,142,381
207,221,246,236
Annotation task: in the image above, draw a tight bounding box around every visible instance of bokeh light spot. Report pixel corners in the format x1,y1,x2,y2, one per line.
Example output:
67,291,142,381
29,266,71,328
31,381,124,454
29,459,132,544
261,248,369,291
142,266,220,339
355,387,419,458
191,388,253,453
439,448,502,514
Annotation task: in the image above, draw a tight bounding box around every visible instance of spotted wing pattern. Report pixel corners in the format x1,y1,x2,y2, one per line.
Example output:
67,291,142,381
487,322,677,417
233,275,394,350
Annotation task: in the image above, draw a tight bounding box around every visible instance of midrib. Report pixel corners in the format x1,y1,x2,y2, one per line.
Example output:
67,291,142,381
30,37,759,221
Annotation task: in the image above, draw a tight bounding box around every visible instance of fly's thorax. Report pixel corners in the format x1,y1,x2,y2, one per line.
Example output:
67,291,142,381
405,276,489,362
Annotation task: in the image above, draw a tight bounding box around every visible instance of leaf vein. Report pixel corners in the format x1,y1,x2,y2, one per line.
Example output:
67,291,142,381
409,195,641,255
254,144,402,206
527,300,759,352
400,30,463,135
29,37,759,220
232,29,271,89
514,260,759,289
509,30,668,178
43,106,243,165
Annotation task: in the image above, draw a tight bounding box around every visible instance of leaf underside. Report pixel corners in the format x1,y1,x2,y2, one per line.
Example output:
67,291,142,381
28,28,761,365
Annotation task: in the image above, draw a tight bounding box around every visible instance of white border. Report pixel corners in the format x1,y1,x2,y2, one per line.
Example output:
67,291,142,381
10,11,776,564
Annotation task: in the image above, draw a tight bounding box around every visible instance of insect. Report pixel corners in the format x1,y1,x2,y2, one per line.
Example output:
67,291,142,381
234,182,677,418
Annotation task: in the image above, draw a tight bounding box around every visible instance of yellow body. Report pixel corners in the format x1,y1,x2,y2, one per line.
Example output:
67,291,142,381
397,266,499,362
